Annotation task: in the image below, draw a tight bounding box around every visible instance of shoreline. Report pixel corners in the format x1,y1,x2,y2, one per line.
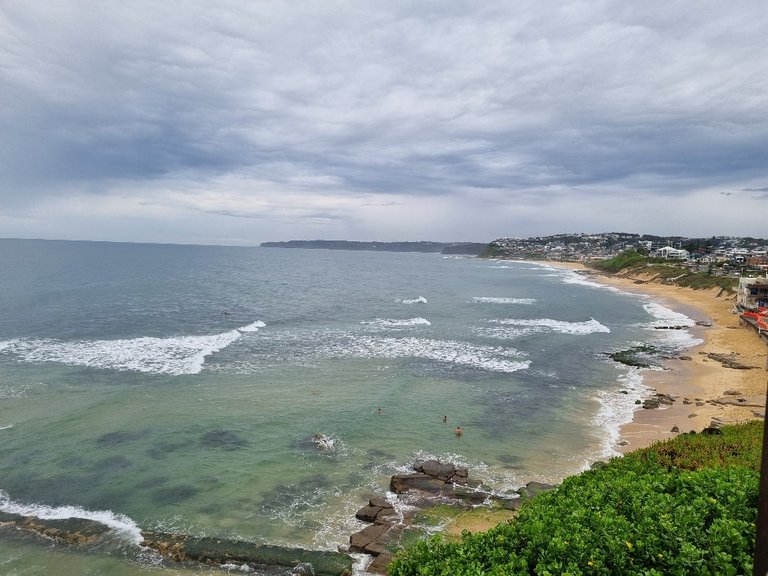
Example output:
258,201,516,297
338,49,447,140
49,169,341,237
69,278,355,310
537,260,767,453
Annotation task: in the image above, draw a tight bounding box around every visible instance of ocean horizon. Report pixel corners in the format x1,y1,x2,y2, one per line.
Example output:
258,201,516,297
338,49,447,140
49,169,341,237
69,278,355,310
0,239,703,575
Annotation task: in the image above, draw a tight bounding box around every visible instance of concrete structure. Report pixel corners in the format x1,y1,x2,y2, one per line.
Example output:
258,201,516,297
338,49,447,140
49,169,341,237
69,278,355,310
738,275,768,310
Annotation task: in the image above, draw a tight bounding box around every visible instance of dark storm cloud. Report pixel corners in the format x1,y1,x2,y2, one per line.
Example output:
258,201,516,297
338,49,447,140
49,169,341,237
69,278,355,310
0,1,766,242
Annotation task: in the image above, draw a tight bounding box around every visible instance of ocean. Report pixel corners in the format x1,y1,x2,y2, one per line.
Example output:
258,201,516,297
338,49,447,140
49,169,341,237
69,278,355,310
0,239,702,575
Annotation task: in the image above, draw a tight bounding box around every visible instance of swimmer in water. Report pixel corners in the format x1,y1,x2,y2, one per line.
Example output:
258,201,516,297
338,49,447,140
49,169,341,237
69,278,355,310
455,426,462,436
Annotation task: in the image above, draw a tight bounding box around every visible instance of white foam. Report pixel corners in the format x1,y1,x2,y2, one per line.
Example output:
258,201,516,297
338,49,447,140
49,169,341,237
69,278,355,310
489,318,611,335
473,326,541,340
592,370,649,459
0,424,13,431
237,320,266,333
220,563,254,572
328,336,529,373
396,296,428,304
642,301,696,328
472,297,537,305
0,490,143,545
361,317,431,330
1,324,260,375
530,263,620,292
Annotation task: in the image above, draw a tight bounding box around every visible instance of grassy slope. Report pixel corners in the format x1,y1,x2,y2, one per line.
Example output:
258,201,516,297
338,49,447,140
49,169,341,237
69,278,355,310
590,250,738,292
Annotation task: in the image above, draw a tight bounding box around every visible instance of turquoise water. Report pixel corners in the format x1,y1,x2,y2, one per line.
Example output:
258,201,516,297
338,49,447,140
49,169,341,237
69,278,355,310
0,240,702,574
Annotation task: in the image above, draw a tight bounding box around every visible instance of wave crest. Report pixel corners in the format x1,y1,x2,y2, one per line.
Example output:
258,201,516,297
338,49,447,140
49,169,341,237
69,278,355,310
487,318,610,336
0,321,264,375
327,336,529,373
396,296,428,304
472,297,536,305
0,490,143,545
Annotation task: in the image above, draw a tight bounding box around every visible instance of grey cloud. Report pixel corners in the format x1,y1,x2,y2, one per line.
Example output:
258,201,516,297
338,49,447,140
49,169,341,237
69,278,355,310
0,1,766,241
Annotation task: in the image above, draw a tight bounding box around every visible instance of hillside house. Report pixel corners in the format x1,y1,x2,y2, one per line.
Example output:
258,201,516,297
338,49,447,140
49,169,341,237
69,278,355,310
654,246,690,260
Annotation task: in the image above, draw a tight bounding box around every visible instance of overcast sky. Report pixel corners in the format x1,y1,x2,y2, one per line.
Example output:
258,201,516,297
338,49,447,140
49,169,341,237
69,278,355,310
1,1,766,245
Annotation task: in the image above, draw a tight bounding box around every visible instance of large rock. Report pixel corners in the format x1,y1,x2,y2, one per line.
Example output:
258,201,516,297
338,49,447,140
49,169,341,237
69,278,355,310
143,532,352,576
348,524,389,553
706,352,756,370
0,511,112,545
367,552,394,574
354,505,381,523
517,481,555,499
355,497,398,525
415,459,469,484
390,473,445,494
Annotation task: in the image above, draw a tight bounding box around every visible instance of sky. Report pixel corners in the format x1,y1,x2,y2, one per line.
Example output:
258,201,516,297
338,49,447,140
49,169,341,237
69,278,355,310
1,1,766,246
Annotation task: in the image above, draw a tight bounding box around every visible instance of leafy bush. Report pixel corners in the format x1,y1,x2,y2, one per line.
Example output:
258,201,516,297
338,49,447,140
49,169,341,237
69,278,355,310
630,420,763,472
389,424,761,576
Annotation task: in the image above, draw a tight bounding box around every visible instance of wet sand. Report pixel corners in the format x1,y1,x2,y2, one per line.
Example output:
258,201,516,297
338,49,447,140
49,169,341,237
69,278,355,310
542,261,768,452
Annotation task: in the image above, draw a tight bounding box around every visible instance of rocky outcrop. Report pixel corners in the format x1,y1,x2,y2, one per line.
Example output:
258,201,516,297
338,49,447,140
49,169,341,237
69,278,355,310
642,393,677,409
142,532,352,576
349,460,557,573
0,510,352,576
355,496,399,525
0,511,112,545
389,460,473,496
348,497,404,574
701,351,757,370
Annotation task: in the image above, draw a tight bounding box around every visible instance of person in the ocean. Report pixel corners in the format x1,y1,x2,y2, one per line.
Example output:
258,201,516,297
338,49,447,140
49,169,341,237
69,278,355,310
455,426,462,436
442,415,447,423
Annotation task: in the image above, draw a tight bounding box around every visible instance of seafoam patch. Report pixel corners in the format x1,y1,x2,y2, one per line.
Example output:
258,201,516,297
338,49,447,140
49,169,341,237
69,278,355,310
487,318,610,336
325,336,530,373
0,321,265,375
471,297,537,305
361,317,431,330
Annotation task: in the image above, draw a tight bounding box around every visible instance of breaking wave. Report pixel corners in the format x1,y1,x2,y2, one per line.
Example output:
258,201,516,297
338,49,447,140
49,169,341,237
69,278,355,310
361,318,432,330
325,336,529,373
0,321,264,376
487,318,610,336
397,296,428,304
642,301,696,328
472,297,537,305
0,490,143,546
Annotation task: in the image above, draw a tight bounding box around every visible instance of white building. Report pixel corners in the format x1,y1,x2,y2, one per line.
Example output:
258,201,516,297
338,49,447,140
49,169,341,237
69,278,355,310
654,246,690,260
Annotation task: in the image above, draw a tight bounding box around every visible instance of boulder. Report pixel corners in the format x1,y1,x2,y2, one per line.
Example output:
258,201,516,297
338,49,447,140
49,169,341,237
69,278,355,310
349,524,389,553
373,507,399,525
517,481,555,499
367,552,394,574
642,398,660,409
368,496,392,509
390,473,445,494
0,513,113,546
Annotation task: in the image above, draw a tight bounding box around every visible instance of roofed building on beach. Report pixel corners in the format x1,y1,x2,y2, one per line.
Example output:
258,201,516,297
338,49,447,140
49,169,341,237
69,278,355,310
738,275,768,310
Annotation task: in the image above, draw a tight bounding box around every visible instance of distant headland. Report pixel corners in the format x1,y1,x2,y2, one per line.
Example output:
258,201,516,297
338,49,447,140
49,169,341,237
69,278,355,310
260,240,487,255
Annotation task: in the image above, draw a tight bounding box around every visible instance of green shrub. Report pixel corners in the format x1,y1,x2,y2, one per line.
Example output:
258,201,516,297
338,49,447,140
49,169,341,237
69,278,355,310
629,421,763,472
592,250,647,273
389,424,761,576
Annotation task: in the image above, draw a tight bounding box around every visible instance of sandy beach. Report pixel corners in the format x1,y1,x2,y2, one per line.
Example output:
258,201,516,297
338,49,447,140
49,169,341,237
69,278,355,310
544,261,768,453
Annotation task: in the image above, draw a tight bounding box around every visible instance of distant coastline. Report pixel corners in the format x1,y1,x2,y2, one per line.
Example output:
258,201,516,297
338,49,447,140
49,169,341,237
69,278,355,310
260,239,487,255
